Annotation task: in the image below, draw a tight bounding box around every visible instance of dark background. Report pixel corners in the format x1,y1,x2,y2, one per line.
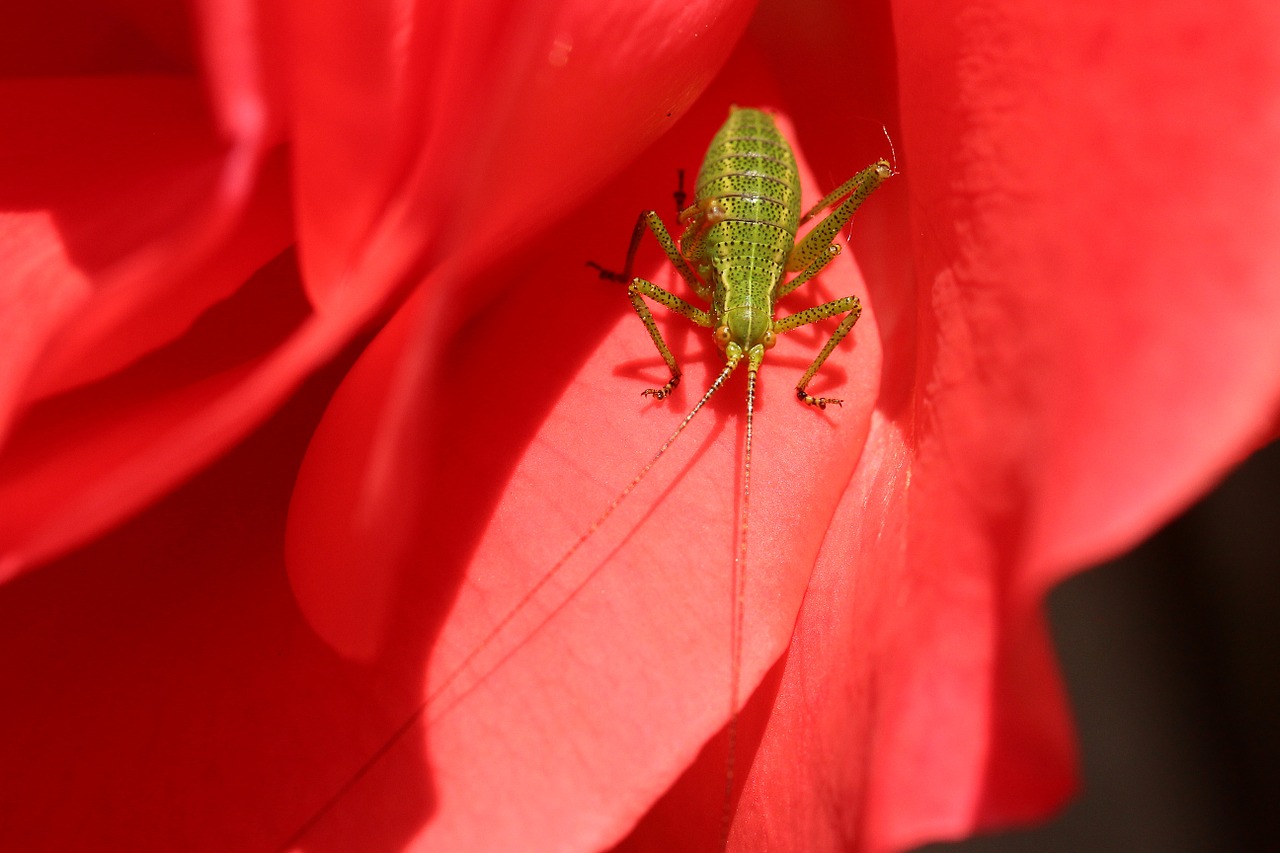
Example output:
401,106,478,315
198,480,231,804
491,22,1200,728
922,440,1280,853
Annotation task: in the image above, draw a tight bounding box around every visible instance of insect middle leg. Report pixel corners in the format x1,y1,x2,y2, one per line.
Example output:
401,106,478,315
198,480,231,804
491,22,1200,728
774,295,862,409
587,211,713,399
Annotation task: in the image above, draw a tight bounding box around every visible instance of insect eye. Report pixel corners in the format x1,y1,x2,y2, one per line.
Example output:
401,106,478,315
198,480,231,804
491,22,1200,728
714,326,732,348
762,330,777,349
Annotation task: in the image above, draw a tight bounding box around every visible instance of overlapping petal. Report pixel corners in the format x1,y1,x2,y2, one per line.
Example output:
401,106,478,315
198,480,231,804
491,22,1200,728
0,2,299,576
1,0,746,577
286,89,878,853
285,0,1280,850
2,0,1279,852
654,2,1280,851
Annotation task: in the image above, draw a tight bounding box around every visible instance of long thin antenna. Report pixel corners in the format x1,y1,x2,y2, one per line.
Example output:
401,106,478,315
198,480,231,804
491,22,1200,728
427,354,742,710
279,356,742,845
279,356,745,851
719,361,756,851
881,123,899,175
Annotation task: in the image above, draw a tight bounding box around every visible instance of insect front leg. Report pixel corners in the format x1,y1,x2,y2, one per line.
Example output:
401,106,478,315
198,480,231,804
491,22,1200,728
773,295,862,409
627,278,713,399
786,160,893,276
587,211,711,302
769,160,891,408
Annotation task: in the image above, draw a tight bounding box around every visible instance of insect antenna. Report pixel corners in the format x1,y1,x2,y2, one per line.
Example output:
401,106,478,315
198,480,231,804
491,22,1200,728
881,123,900,176
426,353,744,714
277,357,745,851
719,357,757,851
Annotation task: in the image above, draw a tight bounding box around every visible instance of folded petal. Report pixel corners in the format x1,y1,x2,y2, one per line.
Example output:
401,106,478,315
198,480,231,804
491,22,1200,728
283,72,882,853
0,72,312,575
1,0,367,575
285,0,759,660
672,1,1280,851
0,358,446,852
282,0,752,316
9,1,1277,852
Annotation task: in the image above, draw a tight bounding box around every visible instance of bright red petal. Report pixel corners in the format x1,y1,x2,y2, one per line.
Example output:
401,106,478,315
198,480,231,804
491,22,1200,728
281,55,880,853
282,0,751,316
8,0,1278,851
0,0,389,574
672,1,1280,851
0,71,309,575
0,354,447,852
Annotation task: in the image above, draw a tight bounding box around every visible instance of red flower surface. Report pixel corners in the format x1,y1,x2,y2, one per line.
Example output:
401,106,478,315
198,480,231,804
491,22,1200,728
2,1,1278,851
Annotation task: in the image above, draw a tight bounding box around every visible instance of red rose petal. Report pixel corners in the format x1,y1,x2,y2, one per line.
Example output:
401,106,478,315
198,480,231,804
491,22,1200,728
645,2,1280,851
281,0,752,317
5,1,1279,851
284,0,757,662
284,84,882,853
0,353,442,852
0,2,194,77
0,73,313,573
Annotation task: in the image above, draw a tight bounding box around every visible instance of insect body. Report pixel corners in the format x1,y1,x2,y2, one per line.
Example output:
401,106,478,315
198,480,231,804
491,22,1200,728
591,106,892,409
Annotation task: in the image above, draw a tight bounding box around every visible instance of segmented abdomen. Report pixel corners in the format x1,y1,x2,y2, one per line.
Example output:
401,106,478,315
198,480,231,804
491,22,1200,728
690,108,801,313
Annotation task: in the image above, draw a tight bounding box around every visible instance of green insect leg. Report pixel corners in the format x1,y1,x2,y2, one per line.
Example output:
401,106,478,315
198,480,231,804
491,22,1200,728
778,243,840,299
786,160,892,274
627,278,714,399
587,211,710,302
774,295,862,409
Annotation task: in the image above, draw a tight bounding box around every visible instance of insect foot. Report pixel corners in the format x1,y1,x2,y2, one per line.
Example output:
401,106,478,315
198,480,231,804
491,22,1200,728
585,260,628,283
642,375,681,399
797,388,843,409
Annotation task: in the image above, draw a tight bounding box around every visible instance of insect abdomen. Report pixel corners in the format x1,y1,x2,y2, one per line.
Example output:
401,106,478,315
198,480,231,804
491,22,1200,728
687,108,801,321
